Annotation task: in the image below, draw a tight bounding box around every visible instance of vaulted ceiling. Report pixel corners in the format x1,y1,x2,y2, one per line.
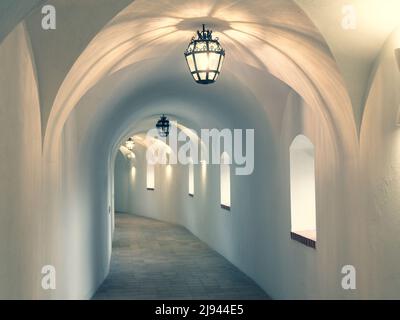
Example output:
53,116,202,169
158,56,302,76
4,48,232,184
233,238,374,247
1,0,399,137
296,0,400,127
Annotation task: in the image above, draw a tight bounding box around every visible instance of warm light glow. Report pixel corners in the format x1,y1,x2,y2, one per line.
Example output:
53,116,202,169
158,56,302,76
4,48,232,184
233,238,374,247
45,0,361,162
290,135,316,241
165,164,172,179
147,164,155,189
220,152,231,209
131,167,136,181
201,160,207,186
195,52,209,70
188,160,194,196
119,146,136,161
186,54,195,71
143,135,174,163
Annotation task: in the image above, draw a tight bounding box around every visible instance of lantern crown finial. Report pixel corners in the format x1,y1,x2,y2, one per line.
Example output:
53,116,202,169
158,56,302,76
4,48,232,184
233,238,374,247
197,24,212,41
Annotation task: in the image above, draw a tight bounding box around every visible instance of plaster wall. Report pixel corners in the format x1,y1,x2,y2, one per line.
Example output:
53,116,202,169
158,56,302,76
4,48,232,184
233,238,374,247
113,89,363,299
0,0,398,300
0,23,42,299
360,27,400,299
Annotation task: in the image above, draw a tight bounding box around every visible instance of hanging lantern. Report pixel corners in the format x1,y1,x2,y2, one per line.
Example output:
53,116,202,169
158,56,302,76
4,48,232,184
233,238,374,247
184,24,225,84
125,137,135,150
156,115,170,137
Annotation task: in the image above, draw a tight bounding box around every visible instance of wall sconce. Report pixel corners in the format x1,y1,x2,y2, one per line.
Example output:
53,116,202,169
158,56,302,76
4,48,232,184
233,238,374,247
125,137,135,150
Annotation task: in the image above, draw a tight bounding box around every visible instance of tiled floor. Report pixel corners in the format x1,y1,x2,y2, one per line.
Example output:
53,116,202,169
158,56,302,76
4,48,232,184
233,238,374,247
93,213,269,300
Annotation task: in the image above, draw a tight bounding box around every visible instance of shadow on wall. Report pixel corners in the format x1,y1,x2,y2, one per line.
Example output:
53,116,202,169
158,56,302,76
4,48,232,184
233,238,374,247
360,27,400,298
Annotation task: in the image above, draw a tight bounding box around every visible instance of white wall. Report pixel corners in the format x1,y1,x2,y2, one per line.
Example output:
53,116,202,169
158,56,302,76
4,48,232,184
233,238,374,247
360,26,400,298
112,84,363,299
0,0,399,300
114,151,131,213
37,22,400,300
0,23,42,299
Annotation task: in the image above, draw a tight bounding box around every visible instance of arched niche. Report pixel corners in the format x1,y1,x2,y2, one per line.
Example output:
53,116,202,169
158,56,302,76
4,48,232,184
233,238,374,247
289,135,316,245
220,151,231,210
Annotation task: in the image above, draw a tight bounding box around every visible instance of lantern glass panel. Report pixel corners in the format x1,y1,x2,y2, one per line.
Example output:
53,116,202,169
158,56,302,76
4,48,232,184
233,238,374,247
199,72,207,80
186,54,195,72
195,52,209,70
208,52,220,70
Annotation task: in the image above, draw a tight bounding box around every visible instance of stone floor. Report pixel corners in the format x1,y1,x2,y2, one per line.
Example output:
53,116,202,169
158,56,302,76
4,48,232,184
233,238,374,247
93,213,269,300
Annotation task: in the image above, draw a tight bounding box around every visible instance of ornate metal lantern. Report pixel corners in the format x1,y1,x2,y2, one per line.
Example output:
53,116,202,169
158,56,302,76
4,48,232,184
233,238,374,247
184,24,225,84
156,115,170,137
125,137,135,150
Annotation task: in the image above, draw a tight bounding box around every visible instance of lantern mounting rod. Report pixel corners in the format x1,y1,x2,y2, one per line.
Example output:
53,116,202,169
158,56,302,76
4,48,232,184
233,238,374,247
197,24,212,41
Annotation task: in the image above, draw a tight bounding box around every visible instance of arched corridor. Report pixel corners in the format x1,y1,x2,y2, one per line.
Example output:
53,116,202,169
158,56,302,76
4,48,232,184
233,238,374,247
94,214,269,300
0,0,400,301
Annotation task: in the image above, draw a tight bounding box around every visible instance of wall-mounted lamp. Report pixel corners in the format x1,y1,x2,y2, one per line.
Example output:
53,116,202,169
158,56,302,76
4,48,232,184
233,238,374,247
184,24,225,84
125,137,135,150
